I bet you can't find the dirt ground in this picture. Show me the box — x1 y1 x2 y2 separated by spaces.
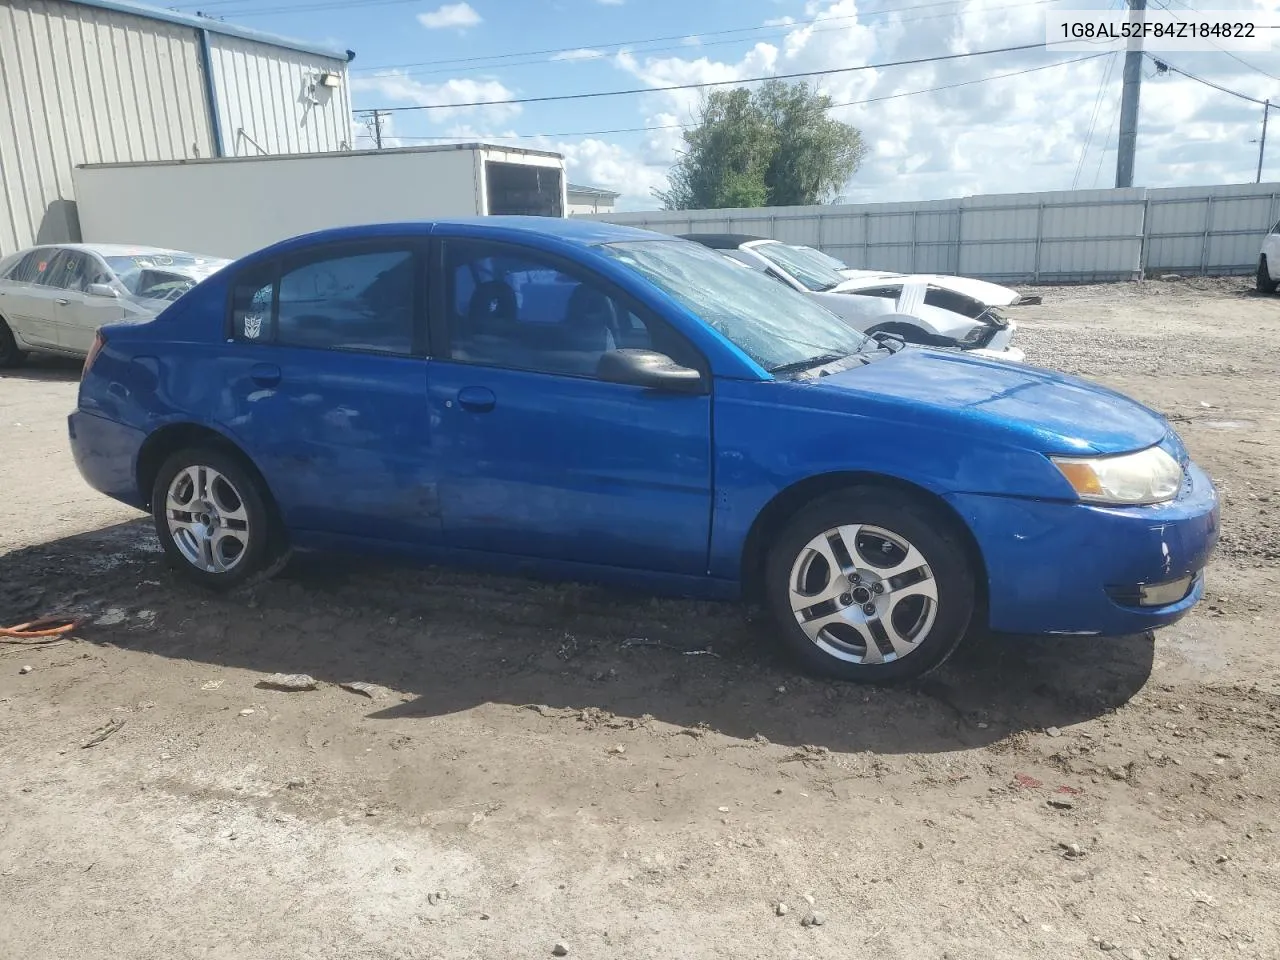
1 277 1277 960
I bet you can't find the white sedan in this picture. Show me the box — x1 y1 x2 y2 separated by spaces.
0 243 228 366
681 234 1024 362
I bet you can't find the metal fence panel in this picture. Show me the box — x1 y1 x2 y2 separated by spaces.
580 182 1280 283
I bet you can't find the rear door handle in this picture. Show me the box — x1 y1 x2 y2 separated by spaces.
54 298 70 305
250 362 281 387
457 385 496 413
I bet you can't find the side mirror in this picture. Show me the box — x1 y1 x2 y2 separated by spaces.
87 283 119 299
596 349 704 394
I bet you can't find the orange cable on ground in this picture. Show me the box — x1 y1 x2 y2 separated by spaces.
0 617 84 639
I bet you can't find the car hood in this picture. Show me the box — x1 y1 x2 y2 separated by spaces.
806 347 1168 455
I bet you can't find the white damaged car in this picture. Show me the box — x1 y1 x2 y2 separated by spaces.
681 234 1024 362
0 243 229 366
793 245 1042 308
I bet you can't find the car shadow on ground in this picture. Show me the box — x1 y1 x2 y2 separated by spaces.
0 355 82 382
0 520 1156 756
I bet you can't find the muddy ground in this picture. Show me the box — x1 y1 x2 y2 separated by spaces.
1 277 1277 960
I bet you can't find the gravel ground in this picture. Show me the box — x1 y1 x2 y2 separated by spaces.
1 277 1277 960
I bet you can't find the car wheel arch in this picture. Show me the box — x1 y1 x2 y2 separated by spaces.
136 422 281 520
739 471 990 621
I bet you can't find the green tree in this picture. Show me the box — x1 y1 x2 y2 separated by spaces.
656 80 867 210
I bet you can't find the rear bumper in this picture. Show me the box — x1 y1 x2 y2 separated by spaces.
947 460 1220 636
67 410 147 510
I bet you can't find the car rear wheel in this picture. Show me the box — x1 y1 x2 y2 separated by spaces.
0 318 28 368
1257 257 1277 294
151 447 286 590
764 488 976 682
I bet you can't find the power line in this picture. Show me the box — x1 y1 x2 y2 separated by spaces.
1149 54 1269 105
1154 0 1280 82
1093 73 1124 188
354 0 1053 80
1074 51 1119 189
354 53 1108 143
347 0 997 75
358 39 1085 115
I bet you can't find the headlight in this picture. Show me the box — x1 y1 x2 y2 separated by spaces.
1051 446 1183 505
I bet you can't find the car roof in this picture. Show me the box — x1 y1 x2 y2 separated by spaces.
678 233 770 249
15 242 227 260
232 216 675 266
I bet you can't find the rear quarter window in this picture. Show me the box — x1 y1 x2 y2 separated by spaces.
230 265 277 342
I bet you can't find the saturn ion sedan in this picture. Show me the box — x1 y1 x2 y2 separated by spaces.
67 218 1219 682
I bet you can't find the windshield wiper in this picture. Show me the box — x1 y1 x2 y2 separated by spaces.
767 352 849 375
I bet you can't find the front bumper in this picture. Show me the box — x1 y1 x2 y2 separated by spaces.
967 320 1023 362
946 459 1220 636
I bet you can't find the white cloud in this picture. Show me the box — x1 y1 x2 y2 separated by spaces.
550 48 604 62
417 2 482 30
412 0 1279 209
593 0 1280 207
351 72 521 124
597 0 625 5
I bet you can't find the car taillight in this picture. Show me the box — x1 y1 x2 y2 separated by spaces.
82 331 106 376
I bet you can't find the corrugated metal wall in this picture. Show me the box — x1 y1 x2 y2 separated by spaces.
583 183 1280 282
207 34 352 157
0 0 213 255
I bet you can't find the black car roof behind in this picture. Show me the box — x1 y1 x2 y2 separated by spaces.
678 233 769 249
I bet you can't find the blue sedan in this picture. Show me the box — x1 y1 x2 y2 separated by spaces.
67 218 1220 682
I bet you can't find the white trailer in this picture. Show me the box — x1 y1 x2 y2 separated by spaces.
72 143 568 260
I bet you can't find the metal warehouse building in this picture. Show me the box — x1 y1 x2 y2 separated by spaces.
0 0 355 256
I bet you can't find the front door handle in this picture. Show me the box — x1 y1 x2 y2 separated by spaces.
54 298 70 305
457 385 496 413
250 362 281 387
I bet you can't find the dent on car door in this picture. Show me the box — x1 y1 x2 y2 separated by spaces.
221 241 439 543
428 237 715 574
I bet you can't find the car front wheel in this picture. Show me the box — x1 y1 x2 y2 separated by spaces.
151 447 286 590
764 488 976 682
1257 256 1277 294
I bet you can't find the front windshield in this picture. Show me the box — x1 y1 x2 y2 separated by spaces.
602 239 869 372
751 242 849 292
105 254 224 298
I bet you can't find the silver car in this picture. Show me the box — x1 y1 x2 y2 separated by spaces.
0 243 229 366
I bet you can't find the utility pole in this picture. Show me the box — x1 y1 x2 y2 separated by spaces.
370 110 386 150
1257 100 1271 183
1115 0 1146 188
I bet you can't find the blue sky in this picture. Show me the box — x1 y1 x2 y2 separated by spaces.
178 0 1280 210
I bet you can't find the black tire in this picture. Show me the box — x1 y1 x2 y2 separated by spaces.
0 317 28 369
763 487 976 683
151 445 287 591
1257 257 1277 294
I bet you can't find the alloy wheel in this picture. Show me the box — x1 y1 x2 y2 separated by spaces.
787 523 938 665
165 465 251 574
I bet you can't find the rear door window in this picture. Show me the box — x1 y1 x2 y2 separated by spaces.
230 243 421 356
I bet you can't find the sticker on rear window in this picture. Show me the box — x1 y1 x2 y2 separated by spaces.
243 314 263 339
